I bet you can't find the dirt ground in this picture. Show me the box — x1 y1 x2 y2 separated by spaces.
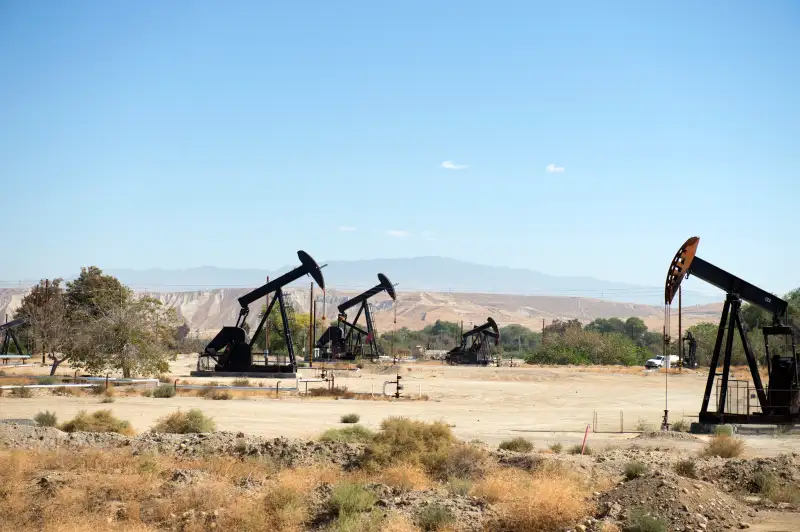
1 355 797 456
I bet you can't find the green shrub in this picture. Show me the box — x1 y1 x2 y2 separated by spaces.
714 424 734 437
670 419 689 432
568 443 592 455
320 425 376 443
365 417 454 469
60 410 134 436
498 437 534 453
447 477 472 496
329 482 377 517
624 508 667 532
10 386 33 398
674 459 697 478
703 435 745 458
549 442 563 454
152 384 176 398
232 378 251 387
34 410 58 427
624 461 648 480
152 409 216 434
37 376 59 385
341 413 360 424
417 503 454 531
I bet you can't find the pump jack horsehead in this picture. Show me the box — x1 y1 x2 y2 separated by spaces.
666 237 799 425
316 273 397 361
197 250 326 375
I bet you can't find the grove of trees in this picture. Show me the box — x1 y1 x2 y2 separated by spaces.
14 267 181 376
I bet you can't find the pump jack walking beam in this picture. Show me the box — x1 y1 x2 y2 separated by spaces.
331 273 397 360
666 237 799 424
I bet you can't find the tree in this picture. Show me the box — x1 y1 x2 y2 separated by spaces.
66 266 131 317
251 304 312 355
14 279 73 375
543 319 582 336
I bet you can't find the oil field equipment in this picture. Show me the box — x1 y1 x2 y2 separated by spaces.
316 273 396 361
1 317 27 358
197 250 325 376
445 317 500 366
665 237 799 425
682 331 698 369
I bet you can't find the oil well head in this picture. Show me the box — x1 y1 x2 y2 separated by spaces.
378 273 397 301
665 236 699 305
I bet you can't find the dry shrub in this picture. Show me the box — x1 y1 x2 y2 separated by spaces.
10 386 33 398
59 410 135 436
425 443 487 482
152 384 176 398
703 435 745 458
478 468 590 532
320 425 376 443
53 386 81 397
380 464 430 492
624 461 648 480
152 409 216 434
365 417 454 469
674 459 697 478
447 477 472 496
329 482 377 517
341 413 361 423
624 508 667 532
34 410 58 427
499 437 534 453
308 386 355 399
417 503 454 531
382 513 422 532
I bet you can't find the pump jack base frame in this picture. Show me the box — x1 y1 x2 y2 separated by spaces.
190 370 297 379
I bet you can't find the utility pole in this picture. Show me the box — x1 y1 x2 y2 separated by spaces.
264 276 270 355
309 282 314 367
42 279 48 364
678 285 683 370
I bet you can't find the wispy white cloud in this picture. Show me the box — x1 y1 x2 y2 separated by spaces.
386 230 409 238
338 226 356 232
546 163 565 173
441 160 468 170
421 230 437 242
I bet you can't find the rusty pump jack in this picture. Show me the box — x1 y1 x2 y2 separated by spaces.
316 273 397 361
445 317 500 366
198 250 325 375
666 237 799 425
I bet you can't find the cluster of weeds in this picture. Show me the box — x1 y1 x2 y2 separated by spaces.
623 508 667 532
152 384 176 398
152 409 216 434
319 425 375 443
674 458 697 478
232 378 251 387
703 434 745 458
670 418 689 432
417 503 454 531
624 461 648 480
549 442 563 454
308 386 355 399
9 386 33 398
341 413 360 424
198 387 232 400
34 410 58 427
568 443 592 455
498 437 534 453
59 409 134 436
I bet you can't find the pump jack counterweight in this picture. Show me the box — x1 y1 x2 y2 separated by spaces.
194 251 325 377
666 237 799 425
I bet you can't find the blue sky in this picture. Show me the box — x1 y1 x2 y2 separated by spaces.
1 1 798 301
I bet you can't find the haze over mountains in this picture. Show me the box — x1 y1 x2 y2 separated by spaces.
102 256 720 306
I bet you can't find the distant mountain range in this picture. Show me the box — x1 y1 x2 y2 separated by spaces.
103 256 720 306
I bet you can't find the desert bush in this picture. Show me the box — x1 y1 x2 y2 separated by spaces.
365 417 454 469
703 435 745 458
341 413 360 424
232 378 251 387
320 425 376 443
480 468 590 532
674 459 697 478
447 477 472 496
34 410 58 427
37 376 59 385
549 442 563 454
152 409 216 434
636 419 653 432
499 437 534 453
152 384 176 398
329 482 377 518
10 386 33 398
568 443 592 455
670 419 689 432
769 485 800 504
60 409 134 436
624 461 648 480
381 465 430 492
774 424 793 437
207 389 233 400
308 386 355 399
425 443 487 481
751 471 776 494
101 396 115 403
417 503 454 531
623 508 667 532
713 424 734 437
53 386 80 396
141 388 154 397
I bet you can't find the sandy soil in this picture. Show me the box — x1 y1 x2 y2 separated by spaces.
1 356 797 456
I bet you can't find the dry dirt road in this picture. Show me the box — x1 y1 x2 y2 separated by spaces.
1 356 797 455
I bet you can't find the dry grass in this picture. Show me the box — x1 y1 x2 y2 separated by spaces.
382 513 422 532
151 409 216 434
380 464 431 492
59 410 135 436
477 468 591 532
703 435 745 458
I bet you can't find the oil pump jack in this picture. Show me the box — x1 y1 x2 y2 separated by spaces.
1 317 27 357
316 273 396 361
666 237 799 425
445 317 500 366
196 250 325 376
